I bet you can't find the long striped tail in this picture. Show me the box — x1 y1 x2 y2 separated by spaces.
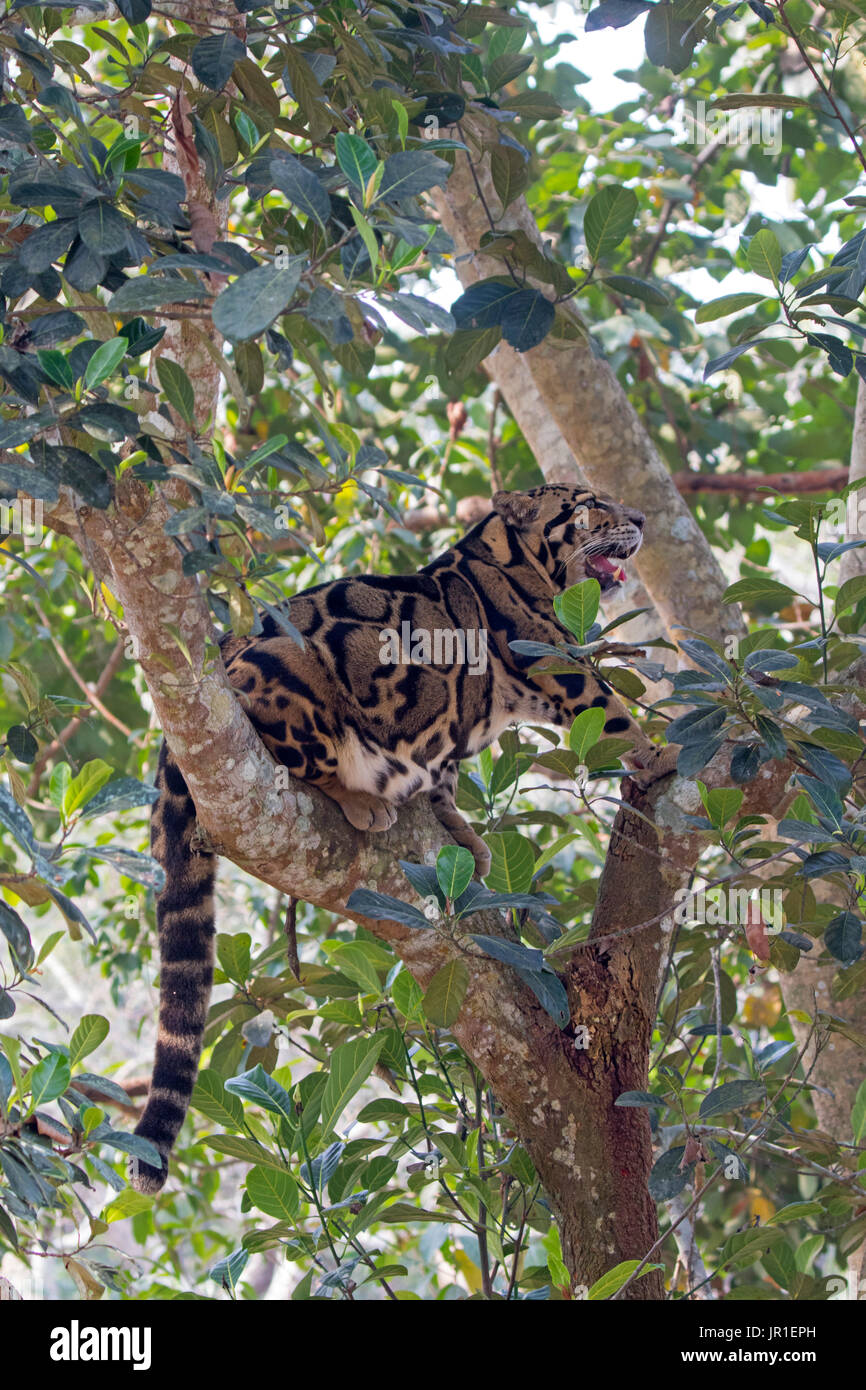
130 742 216 1194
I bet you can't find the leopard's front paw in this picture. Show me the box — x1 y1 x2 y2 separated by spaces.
628 744 679 790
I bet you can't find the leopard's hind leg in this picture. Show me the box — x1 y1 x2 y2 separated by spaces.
429 761 491 878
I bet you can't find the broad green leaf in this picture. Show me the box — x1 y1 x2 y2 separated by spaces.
217 932 251 984
156 356 195 424
63 759 114 819
319 1036 386 1137
270 154 331 228
697 783 744 828
554 579 601 640
83 336 127 389
699 1080 766 1118
644 3 698 73
209 1248 248 1293
588 1259 663 1299
191 32 245 91
246 1165 300 1220
27 1052 71 1109
224 1064 294 1121
584 185 638 261
484 832 535 894
436 845 475 901
69 1015 109 1068
423 959 469 1028
722 577 798 607
748 228 782 282
192 1069 245 1130
328 942 384 996
335 132 377 191
568 706 605 760
101 1190 153 1224
376 150 450 202
695 293 767 323
212 258 305 342
835 574 866 616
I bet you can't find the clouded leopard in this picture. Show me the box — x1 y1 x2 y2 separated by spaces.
132 485 663 1191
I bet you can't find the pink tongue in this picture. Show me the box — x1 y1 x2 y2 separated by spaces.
593 556 625 579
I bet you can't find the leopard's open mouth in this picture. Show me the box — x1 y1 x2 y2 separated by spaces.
584 554 628 593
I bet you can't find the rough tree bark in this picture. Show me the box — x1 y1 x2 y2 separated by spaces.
432 122 744 652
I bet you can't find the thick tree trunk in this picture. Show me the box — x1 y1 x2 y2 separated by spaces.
433 125 744 651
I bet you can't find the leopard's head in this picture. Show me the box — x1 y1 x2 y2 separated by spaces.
492 485 644 593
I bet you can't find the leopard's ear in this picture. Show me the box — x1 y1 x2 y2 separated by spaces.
492 490 540 529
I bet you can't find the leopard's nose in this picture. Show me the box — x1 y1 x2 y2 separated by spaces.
627 507 645 529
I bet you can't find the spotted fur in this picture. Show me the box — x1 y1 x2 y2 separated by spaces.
132 486 649 1190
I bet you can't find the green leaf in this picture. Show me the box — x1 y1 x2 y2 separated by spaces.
423 959 469 1028
346 889 431 929
825 912 862 965
101 1189 153 1224
204 1136 291 1171
500 289 555 352
699 1080 766 1119
851 1078 866 1144
0 902 32 973
69 1015 109 1068
722 577 798 607
835 574 866 616
584 184 638 261
335 133 377 192
109 278 210 313
247 1165 299 1220
319 1036 386 1137
216 932 251 984
83 336 128 389
28 1052 71 1108
588 1258 663 1300
78 201 129 256
6 725 37 765
603 274 669 305
210 1248 248 1293
270 154 331 228
391 969 423 1020
192 1069 246 1130
568 706 605 760
155 357 195 424
224 1064 294 1121
36 348 75 391
695 293 768 323
62 759 114 819
78 777 159 820
484 831 535 894
445 326 502 377
343 203 376 273
697 783 744 829
328 942 384 996
748 228 782 283
376 150 451 202
490 144 529 212
554 578 601 640
436 845 475 902
644 3 699 73
191 32 245 91
212 258 305 341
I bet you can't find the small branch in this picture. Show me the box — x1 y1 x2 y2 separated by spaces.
26 637 128 794
35 605 133 738
284 896 300 980
673 466 849 496
776 0 866 175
